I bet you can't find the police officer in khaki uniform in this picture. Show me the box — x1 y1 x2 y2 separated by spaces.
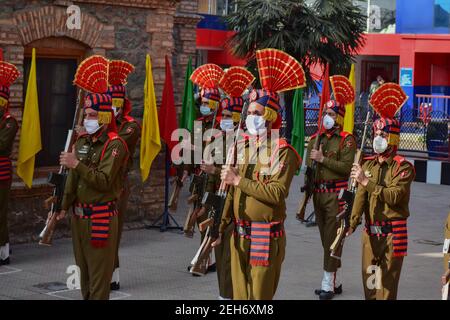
183 64 224 274
215 49 304 300
200 103 234 297
306 94 356 300
0 61 19 265
57 56 128 300
348 83 414 300
107 60 140 290
203 66 253 299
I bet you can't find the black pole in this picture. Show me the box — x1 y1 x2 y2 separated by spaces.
147 144 183 232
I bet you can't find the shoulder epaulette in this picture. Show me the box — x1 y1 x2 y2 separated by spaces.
101 131 129 161
393 154 415 176
271 138 302 168
339 131 355 149
340 131 352 138
123 115 136 123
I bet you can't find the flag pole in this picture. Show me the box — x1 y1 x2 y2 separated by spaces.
147 144 182 232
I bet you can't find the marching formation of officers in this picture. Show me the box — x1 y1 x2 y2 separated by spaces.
0 48 449 300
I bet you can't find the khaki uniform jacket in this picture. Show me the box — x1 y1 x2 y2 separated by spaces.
219 137 300 233
306 128 356 182
349 154 415 230
117 118 141 171
61 129 128 210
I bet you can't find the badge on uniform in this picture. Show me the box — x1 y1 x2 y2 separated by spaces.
364 170 372 178
112 148 120 158
6 123 11 128
346 139 354 148
279 161 287 173
78 145 90 155
400 170 410 179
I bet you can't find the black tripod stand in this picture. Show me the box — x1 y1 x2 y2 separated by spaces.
147 151 183 232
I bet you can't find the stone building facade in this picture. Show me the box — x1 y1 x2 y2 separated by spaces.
0 0 200 243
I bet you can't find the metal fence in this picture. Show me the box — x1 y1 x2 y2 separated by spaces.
302 95 450 160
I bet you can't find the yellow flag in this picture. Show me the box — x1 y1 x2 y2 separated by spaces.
343 64 356 134
140 54 161 182
17 48 42 188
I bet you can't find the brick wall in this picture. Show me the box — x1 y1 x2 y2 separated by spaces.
0 0 198 244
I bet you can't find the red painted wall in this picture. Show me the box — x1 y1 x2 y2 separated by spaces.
415 53 450 86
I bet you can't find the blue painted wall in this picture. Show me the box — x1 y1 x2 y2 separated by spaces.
197 14 228 30
397 0 450 34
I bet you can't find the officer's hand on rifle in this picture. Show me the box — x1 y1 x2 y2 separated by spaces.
181 170 189 183
75 124 87 136
211 233 223 247
46 209 66 222
351 163 368 187
200 161 216 175
56 210 66 221
346 227 354 237
60 146 79 169
221 165 241 186
310 144 324 163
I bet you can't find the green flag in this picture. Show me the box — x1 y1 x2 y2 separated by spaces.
180 56 196 132
291 88 305 175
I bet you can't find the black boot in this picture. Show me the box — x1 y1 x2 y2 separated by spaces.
110 282 120 291
315 284 343 296
0 257 10 266
207 262 216 273
319 290 335 300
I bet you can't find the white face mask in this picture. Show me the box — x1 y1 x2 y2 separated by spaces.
373 135 388 154
220 119 234 131
83 119 101 135
323 114 335 130
245 115 266 135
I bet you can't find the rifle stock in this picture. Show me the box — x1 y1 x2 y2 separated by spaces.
189 101 249 274
296 114 324 223
190 233 213 276
330 111 371 259
39 89 84 246
168 176 183 211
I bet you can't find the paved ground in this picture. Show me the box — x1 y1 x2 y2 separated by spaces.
0 174 449 300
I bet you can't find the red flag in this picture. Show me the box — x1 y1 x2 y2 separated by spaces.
158 55 178 153
318 63 330 125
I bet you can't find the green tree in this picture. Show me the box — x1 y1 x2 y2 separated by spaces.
226 0 366 92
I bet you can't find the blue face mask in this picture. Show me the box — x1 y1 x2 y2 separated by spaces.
200 105 212 116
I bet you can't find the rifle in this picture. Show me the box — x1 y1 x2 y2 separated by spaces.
39 89 84 246
183 105 220 238
168 166 184 211
183 173 208 237
189 102 248 276
330 111 371 259
442 260 450 300
296 112 324 222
